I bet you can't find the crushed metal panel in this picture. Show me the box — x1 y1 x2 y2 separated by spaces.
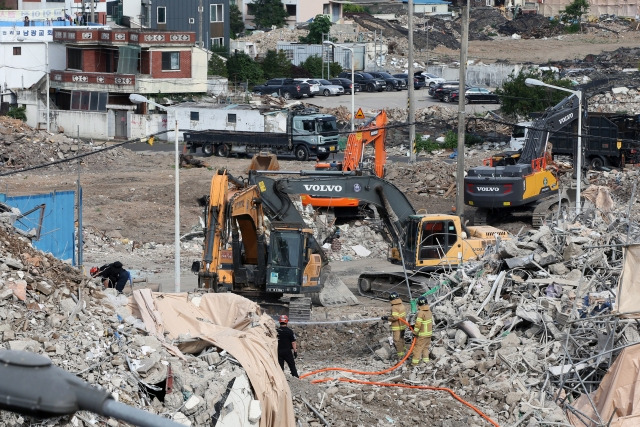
616 244 640 317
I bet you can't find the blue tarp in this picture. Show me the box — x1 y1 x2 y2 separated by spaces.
1 191 76 265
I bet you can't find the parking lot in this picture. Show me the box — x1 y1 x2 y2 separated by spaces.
300 87 501 114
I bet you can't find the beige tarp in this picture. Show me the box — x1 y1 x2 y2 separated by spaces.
616 244 640 317
568 344 640 426
129 290 295 427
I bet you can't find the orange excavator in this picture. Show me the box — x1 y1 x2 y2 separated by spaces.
301 110 388 213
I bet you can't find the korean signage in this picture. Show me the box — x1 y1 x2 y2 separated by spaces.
0 8 66 21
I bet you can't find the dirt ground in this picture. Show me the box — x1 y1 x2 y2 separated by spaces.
3 28 639 425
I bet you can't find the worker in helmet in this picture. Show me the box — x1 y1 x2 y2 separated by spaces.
276 314 299 378
381 292 407 358
412 296 433 367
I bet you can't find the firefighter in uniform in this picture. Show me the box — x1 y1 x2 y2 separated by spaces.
412 296 433 366
381 292 407 358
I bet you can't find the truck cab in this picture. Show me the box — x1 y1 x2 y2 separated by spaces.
290 113 339 161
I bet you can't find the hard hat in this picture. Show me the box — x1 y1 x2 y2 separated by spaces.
389 292 399 301
90 267 98 276
417 296 428 306
279 315 289 324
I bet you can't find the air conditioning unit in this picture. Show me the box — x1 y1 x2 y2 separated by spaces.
189 18 195 24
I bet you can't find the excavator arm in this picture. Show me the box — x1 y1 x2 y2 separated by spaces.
341 110 388 178
250 172 416 249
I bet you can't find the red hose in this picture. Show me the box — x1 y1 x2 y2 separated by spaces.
300 318 500 427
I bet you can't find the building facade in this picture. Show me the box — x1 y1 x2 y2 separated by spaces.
241 0 342 29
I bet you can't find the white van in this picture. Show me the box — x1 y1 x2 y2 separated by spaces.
509 121 532 151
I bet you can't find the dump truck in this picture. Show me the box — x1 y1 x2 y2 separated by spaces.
184 105 339 161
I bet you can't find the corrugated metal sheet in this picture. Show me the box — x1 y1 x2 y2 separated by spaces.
1 191 76 264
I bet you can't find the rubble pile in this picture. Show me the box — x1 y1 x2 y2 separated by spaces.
589 87 640 114
287 182 640 425
0 224 259 426
0 117 133 172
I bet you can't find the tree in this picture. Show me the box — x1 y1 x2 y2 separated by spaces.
208 53 228 77
226 51 264 86
261 49 292 79
7 106 26 121
494 68 574 117
299 15 332 44
252 0 287 29
229 4 244 39
300 55 323 77
560 0 589 22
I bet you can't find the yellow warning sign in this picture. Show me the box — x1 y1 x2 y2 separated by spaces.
354 108 365 119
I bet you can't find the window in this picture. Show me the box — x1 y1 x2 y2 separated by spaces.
161 52 180 70
211 37 224 48
70 91 107 112
286 5 296 16
67 48 82 70
210 4 223 22
157 7 166 24
246 4 255 15
227 113 236 123
190 111 199 121
432 6 437 12
13 47 21 55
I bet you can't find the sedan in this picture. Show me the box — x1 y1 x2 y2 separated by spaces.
293 78 320 97
450 87 501 104
329 77 361 94
317 79 345 96
420 72 446 88
393 73 426 90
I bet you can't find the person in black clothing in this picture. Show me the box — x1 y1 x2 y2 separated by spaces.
90 261 130 293
276 314 299 378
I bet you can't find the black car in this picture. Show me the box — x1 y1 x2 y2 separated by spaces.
329 77 361 94
338 71 386 92
450 87 501 104
431 81 470 102
393 73 426 90
367 71 407 91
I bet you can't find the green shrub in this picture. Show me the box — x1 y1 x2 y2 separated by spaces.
415 137 440 153
7 106 26 121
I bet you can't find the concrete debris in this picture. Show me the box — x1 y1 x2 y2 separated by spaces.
0 222 260 426
0 117 134 172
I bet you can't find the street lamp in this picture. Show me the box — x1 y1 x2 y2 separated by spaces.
323 41 355 131
524 78 583 215
129 94 181 293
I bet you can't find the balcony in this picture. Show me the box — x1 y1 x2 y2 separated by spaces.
50 70 207 94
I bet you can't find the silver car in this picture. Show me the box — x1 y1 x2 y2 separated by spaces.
317 79 345 96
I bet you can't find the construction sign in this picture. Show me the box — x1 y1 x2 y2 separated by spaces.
355 108 365 119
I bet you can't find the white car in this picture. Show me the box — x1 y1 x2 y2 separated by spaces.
317 79 345 96
420 72 446 88
293 78 320 97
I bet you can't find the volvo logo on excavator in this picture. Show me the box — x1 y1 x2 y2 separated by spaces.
558 112 574 125
303 184 343 192
477 186 500 192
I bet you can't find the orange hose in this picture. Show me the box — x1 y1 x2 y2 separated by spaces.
300 318 501 427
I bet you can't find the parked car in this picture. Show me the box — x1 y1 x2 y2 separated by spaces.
338 71 386 92
293 78 320 97
367 71 407 91
421 72 446 88
393 73 426 90
431 81 469 101
253 78 311 99
449 87 501 104
329 77 361 94
316 79 345 96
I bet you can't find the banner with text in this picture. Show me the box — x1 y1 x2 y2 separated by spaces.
0 8 66 21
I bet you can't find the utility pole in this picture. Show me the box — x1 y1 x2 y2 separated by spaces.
408 0 416 163
90 0 95 24
198 0 204 48
456 2 469 220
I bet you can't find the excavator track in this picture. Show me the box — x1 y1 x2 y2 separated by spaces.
357 271 443 303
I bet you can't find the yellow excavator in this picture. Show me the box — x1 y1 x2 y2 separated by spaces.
192 170 356 318
248 171 510 301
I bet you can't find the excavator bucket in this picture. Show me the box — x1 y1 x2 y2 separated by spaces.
315 269 359 307
247 152 280 172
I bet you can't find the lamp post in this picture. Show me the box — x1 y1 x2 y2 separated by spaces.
323 41 355 131
525 78 583 215
129 94 181 292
